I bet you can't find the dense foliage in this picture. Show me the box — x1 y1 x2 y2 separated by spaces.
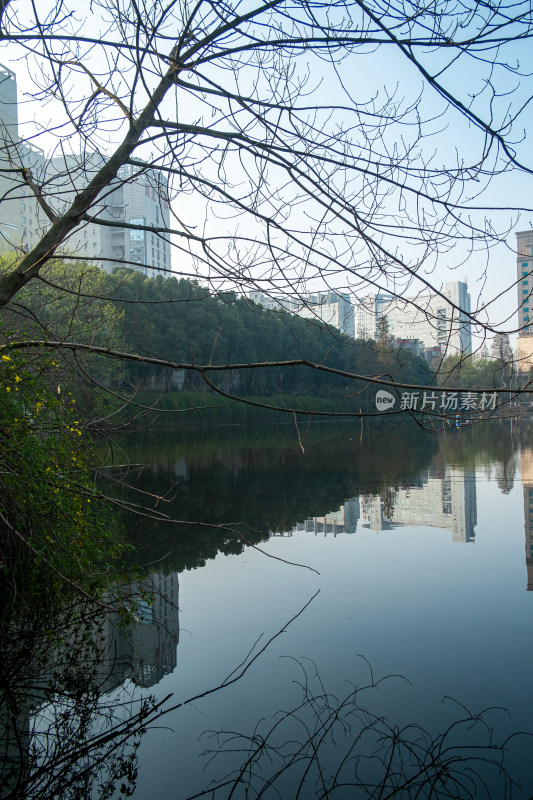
0 345 122 621
2 261 432 421
436 353 514 390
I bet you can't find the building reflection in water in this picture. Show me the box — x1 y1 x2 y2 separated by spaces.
361 466 477 543
520 448 533 591
292 466 477 543
0 571 180 797
98 570 180 691
291 498 360 536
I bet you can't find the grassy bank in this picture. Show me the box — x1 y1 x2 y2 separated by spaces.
91 390 373 430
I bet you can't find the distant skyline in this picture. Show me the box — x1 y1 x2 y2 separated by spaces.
3 2 533 346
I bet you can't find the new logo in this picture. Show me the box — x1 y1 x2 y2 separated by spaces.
375 390 396 410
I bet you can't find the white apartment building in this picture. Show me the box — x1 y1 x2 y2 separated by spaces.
517 230 533 334
45 155 171 276
354 292 395 339
516 230 533 371
0 63 171 277
0 63 46 253
296 291 355 338
248 291 298 312
120 163 171 275
354 281 472 356
248 290 355 337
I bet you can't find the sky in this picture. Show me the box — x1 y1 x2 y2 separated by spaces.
3 0 533 350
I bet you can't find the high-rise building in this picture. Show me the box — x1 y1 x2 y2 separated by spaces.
248 289 355 337
248 290 298 313
119 163 171 275
516 231 533 371
45 155 171 276
0 63 20 244
354 292 395 339
0 63 171 277
354 281 472 356
0 63 46 253
295 291 355 337
516 230 533 333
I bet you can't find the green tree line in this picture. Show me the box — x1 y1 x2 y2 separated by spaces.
2 261 432 419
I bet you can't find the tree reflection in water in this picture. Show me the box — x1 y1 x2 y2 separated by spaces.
2 421 532 799
199 658 527 800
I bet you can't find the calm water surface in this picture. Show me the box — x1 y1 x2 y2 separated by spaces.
5 419 533 799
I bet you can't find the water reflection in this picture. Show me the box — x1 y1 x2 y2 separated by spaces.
107 420 529 574
520 447 533 591
3 419 532 799
360 466 477 542
98 571 180 691
290 466 477 542
292 497 360 535
0 570 180 800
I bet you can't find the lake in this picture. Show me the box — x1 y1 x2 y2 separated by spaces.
3 418 533 799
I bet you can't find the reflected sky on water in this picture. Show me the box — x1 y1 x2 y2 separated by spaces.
4 419 533 799
102 420 533 799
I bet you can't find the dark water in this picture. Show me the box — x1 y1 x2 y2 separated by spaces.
3 419 533 798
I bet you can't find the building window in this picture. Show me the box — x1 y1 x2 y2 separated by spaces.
524 262 529 267
129 218 145 240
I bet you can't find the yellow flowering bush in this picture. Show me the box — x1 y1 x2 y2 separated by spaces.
0 346 124 614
